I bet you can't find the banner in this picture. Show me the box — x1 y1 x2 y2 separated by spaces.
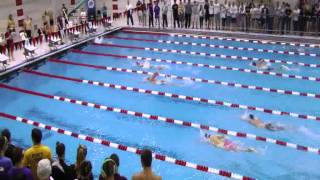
87 0 96 21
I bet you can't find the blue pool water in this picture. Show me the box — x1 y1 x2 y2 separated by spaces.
1 30 320 180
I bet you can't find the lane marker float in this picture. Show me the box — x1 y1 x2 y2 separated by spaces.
50 57 320 100
93 42 320 69
108 35 320 57
0 112 255 180
1 82 319 155
72 49 320 83
121 29 320 49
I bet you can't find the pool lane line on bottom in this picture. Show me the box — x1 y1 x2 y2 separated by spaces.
22 69 320 155
48 58 320 122
0 112 255 180
50 57 320 100
121 29 320 49
72 49 320 83
93 42 320 69
107 35 320 57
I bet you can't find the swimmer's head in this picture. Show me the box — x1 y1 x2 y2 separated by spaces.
252 62 257 66
204 133 209 138
249 114 254 120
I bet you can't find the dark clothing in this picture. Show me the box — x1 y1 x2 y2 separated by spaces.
172 3 179 28
162 14 168 27
185 14 191 28
8 167 33 180
148 3 154 27
99 173 127 180
5 143 15 161
52 159 73 180
204 3 210 22
0 156 13 180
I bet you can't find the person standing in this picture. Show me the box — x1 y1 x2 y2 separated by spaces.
126 0 134 26
192 1 199 29
244 2 251 32
229 1 238 31
209 0 214 29
142 0 147 26
213 0 221 30
184 0 192 28
154 1 160 28
283 3 292 34
292 5 300 34
199 4 204 29
148 0 154 27
24 16 33 39
172 0 180 28
178 0 185 28
162 1 169 28
220 1 227 30
136 0 143 25
132 149 161 180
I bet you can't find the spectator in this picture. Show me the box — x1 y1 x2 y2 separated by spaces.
154 1 160 28
226 1 232 30
192 1 199 29
142 0 147 26
79 161 93 180
148 0 154 27
136 0 143 25
1 129 15 161
132 149 161 180
261 3 269 31
24 16 33 39
99 154 127 180
229 1 238 31
267 0 275 34
47 10 54 32
184 0 192 29
0 136 13 180
199 4 205 29
36 159 52 180
110 153 126 180
204 0 210 29
282 3 292 34
178 0 185 28
161 0 169 28
70 144 87 179
251 4 260 32
7 14 16 33
61 4 68 16
102 4 108 19
80 8 87 24
213 0 221 30
244 2 251 32
208 0 214 29
23 128 52 180
221 1 227 30
172 0 180 28
52 142 72 180
292 4 301 34
126 0 134 26
8 147 33 180
5 28 15 61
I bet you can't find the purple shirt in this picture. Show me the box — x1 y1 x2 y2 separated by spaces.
0 156 13 179
154 5 160 18
148 3 154 15
8 167 33 180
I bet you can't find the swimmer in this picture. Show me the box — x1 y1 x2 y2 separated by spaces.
146 72 166 85
136 61 167 70
251 59 272 71
242 114 285 131
204 133 256 152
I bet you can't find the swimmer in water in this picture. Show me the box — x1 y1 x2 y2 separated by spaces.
136 61 166 70
251 59 272 71
146 72 166 85
242 114 285 131
204 133 256 152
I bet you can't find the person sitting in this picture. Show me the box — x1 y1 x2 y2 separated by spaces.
0 136 13 179
204 133 256 152
132 149 161 180
52 142 72 180
241 114 285 131
23 128 52 179
100 153 127 180
37 159 52 180
78 160 93 180
1 129 15 161
8 147 33 180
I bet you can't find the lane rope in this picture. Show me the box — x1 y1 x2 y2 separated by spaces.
0 112 255 180
1 81 319 155
72 49 320 84
29 60 320 122
121 29 320 49
51 55 320 101
93 42 320 69
108 35 320 57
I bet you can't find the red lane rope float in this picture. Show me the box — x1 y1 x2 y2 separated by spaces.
32 59 320 121
72 49 320 83
93 42 320 69
1 81 319 155
107 35 320 57
0 112 255 180
51 54 320 101
121 29 320 49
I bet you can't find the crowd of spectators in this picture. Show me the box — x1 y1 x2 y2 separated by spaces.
0 128 162 180
127 0 320 35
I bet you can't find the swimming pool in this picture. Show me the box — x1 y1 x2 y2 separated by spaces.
1 28 320 179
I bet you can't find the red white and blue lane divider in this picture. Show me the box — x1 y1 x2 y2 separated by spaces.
33 60 320 122
72 49 320 83
121 29 320 49
92 43 320 69
107 35 320 57
49 57 320 100
1 82 319 156
0 112 255 180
